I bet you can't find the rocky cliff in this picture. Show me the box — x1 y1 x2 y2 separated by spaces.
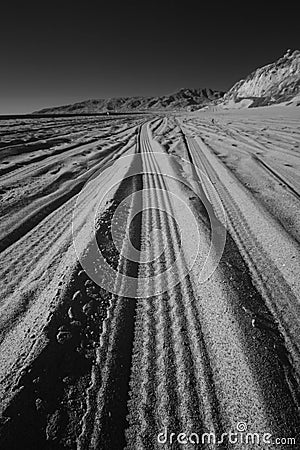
221 49 300 107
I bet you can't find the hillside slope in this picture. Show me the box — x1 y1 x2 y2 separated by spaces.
220 49 300 108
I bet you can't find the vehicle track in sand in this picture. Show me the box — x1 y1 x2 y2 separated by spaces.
0 124 141 253
125 124 300 449
0 120 146 449
79 122 300 449
180 123 300 381
0 114 300 449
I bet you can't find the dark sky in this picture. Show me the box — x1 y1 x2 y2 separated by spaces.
1 1 300 114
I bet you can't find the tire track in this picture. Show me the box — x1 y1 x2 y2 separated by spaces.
126 125 223 449
0 135 137 253
180 125 300 392
0 124 145 449
1 115 300 449
252 154 300 200
78 124 146 449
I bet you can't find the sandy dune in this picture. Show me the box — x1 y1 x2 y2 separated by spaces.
0 108 299 448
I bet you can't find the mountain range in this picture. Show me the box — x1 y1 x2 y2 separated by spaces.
35 50 300 113
34 88 224 114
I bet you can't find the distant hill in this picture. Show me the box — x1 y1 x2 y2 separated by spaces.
219 49 300 108
33 88 225 114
